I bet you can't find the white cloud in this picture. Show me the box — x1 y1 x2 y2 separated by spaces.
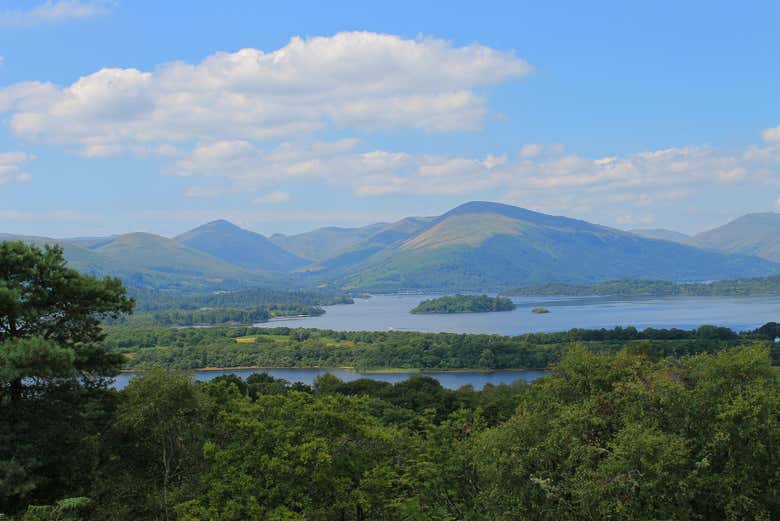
763 125 780 143
165 129 780 230
253 190 291 205
775 197 780 209
0 152 34 185
0 32 530 156
0 1 111 26
519 143 564 158
170 138 508 197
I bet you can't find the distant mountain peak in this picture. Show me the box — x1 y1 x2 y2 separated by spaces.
441 200 598 231
446 201 526 216
198 219 242 230
694 212 780 262
175 219 309 272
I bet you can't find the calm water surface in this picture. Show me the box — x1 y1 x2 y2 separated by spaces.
255 294 780 335
115 293 780 391
112 368 547 391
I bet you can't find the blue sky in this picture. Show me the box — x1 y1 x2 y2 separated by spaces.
1 0 779 237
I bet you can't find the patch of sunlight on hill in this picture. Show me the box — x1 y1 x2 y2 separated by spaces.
401 214 529 251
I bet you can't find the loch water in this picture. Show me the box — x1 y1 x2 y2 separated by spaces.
253 293 780 335
115 293 780 391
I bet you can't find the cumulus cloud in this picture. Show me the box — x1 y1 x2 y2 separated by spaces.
0 1 112 26
0 152 34 185
763 125 780 143
165 129 780 229
169 137 510 197
0 32 530 155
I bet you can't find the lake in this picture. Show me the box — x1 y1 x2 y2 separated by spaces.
112 368 548 391
115 293 779 391
254 293 780 335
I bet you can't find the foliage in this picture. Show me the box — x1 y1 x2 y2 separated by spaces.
19 497 92 521
107 323 771 372
472 345 780 520
503 276 780 297
3 345 779 519
0 241 133 400
411 294 516 314
130 287 353 312
106 305 324 327
2 244 779 519
90 370 212 520
0 241 133 515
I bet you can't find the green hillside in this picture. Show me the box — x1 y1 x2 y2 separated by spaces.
270 223 387 261
0 232 274 292
503 276 780 297
323 202 780 291
0 233 113 274
176 219 309 271
694 212 780 262
4 203 780 293
629 228 695 244
304 216 436 273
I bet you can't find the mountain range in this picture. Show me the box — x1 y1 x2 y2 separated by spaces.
3 202 780 292
631 212 780 263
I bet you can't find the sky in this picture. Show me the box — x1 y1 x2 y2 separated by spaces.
0 0 779 238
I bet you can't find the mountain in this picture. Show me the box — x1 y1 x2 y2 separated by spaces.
0 233 113 274
0 231 270 291
629 228 694 245
93 232 251 276
305 217 436 273
270 223 388 262
176 220 309 272
310 202 780 291
694 213 780 262
4 203 780 293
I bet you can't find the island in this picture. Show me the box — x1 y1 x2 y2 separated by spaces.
531 307 550 314
410 294 516 314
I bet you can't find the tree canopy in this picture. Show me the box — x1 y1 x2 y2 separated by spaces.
0 240 133 396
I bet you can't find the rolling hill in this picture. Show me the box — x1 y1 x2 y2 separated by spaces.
176 220 309 271
629 228 695 245
270 222 388 262
304 216 436 273
0 233 113 275
693 213 780 263
310 202 780 291
4 203 780 293
0 231 272 291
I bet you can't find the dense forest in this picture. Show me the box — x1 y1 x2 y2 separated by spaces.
106 323 780 371
130 286 354 312
2 242 780 520
106 304 325 327
410 294 516 314
4 347 779 519
503 276 780 296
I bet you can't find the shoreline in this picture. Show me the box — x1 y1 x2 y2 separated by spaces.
120 365 549 375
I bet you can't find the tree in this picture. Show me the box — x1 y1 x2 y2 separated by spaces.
0 241 133 514
92 370 211 521
0 241 134 401
471 346 780 520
